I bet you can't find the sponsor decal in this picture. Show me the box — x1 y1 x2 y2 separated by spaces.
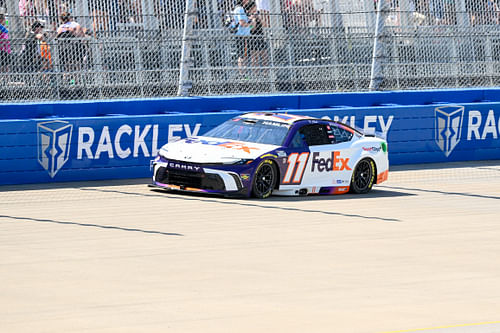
37 120 73 178
434 106 500 157
260 153 278 159
467 109 500 141
78 123 201 160
36 121 201 177
311 152 351 172
318 186 350 195
362 146 382 153
241 174 250 180
435 105 464 157
261 121 290 128
335 179 349 184
276 150 287 158
184 138 258 154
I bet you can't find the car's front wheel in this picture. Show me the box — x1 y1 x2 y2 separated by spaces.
350 158 376 194
252 160 277 199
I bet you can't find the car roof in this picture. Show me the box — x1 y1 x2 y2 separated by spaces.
240 112 314 124
241 112 362 135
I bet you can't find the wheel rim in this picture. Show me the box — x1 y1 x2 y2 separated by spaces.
255 164 274 195
354 160 372 190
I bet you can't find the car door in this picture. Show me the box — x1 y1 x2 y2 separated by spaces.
280 123 333 187
300 123 355 188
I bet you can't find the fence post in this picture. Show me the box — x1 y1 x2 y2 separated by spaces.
177 0 197 97
369 0 390 91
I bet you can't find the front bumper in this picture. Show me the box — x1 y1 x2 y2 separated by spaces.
152 159 249 196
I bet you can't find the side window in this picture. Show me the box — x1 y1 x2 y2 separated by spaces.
299 124 332 146
330 124 353 143
289 131 306 148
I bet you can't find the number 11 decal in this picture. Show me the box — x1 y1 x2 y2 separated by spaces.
283 152 310 184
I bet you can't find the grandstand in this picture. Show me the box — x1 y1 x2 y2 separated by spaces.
0 0 499 101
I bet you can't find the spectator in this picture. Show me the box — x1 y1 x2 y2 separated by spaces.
56 12 85 76
232 0 251 75
57 11 84 37
0 13 11 72
22 20 45 72
248 2 268 74
39 33 52 71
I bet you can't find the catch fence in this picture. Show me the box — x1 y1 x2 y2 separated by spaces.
1 0 500 102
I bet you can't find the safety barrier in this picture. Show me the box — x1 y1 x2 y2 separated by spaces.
1 88 500 185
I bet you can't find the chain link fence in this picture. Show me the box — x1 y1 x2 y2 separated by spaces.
1 0 500 102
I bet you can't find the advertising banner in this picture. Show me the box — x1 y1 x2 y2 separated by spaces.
1 99 500 185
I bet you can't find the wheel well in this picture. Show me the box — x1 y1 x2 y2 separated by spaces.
359 157 378 184
353 157 378 178
272 159 280 190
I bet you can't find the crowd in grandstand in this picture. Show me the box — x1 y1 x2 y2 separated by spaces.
1 0 500 75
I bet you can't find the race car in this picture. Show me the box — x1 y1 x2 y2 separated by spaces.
151 112 389 198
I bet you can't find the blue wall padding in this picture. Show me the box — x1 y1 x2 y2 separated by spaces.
1 88 500 185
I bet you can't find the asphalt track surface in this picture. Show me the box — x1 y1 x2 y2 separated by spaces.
1 161 500 333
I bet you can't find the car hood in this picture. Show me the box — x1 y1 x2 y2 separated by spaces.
159 136 280 164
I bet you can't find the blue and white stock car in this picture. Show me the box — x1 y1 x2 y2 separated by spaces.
151 113 389 198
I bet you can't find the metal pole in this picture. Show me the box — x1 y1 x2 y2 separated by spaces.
177 0 197 97
369 0 390 91
328 0 343 90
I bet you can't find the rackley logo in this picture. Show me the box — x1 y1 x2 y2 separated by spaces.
36 121 202 178
37 120 73 178
435 105 464 157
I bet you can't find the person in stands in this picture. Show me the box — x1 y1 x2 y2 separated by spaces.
248 2 269 74
22 20 45 72
0 13 12 72
56 12 85 75
232 0 251 75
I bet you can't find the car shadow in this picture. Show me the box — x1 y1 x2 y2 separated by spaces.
266 189 416 202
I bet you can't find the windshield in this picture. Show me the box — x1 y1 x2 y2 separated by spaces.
203 118 291 146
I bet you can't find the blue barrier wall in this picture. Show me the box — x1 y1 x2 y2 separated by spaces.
2 88 500 185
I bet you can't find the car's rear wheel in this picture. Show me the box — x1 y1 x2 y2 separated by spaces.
350 158 375 194
252 160 277 199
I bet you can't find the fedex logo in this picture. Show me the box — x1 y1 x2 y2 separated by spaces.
311 152 351 172
184 138 258 154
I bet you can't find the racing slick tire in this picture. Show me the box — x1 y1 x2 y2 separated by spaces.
350 158 376 194
251 160 277 199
